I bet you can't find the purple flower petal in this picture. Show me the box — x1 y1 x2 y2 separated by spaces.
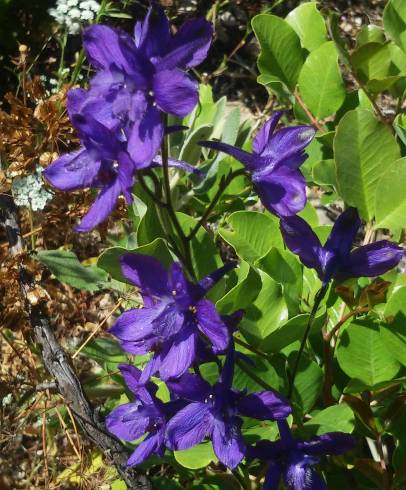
74 177 121 232
166 402 213 450
83 25 142 75
198 262 236 294
263 125 316 162
324 207 361 257
67 88 88 120
119 253 169 297
254 167 306 217
134 4 171 59
199 140 260 171
139 354 163 385
344 241 403 278
162 17 213 69
263 462 282 490
71 114 120 160
280 216 323 274
168 262 201 308
153 69 198 118
109 308 160 354
105 402 149 442
237 391 292 421
298 432 355 456
117 151 136 203
118 363 142 391
152 155 203 176
284 463 327 490
127 432 162 467
196 299 230 353
252 112 283 155
166 373 211 402
158 326 198 380
128 104 163 167
212 417 245 469
44 149 101 191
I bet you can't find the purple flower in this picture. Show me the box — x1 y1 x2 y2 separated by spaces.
110 254 234 382
199 112 315 217
249 420 354 490
82 2 212 165
106 364 168 466
44 90 201 232
280 207 403 285
165 347 292 469
44 107 136 232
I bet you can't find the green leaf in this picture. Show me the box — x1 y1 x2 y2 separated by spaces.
385 285 406 318
261 311 325 353
336 320 400 388
380 322 406 367
258 247 303 316
289 354 323 415
383 0 406 53
312 159 337 188
394 113 406 145
239 271 287 345
252 14 304 90
179 124 213 166
304 404 355 435
298 41 346 119
218 211 282 264
176 213 222 280
174 442 217 469
81 337 126 363
36 250 108 292
285 2 327 52
351 42 392 84
216 261 262 314
334 109 400 220
375 158 406 230
356 25 386 46
97 238 173 283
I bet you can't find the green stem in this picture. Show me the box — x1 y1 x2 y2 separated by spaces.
288 285 327 399
57 30 68 90
28 202 35 250
234 337 270 361
236 358 279 394
186 168 246 242
160 117 195 279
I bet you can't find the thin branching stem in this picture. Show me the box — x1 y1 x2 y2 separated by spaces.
186 168 246 241
288 285 328 399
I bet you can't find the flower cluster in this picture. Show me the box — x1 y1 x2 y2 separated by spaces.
49 0 100 35
44 1 212 231
43 3 405 489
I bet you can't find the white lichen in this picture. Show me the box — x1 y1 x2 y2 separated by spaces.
49 0 100 34
12 167 52 211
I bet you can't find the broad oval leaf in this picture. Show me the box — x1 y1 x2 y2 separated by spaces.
304 404 355 435
336 320 400 388
356 25 386 46
334 109 400 220
383 0 406 54
375 158 406 230
218 211 282 264
285 2 327 52
252 14 304 90
36 249 109 292
298 41 346 119
174 442 217 470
